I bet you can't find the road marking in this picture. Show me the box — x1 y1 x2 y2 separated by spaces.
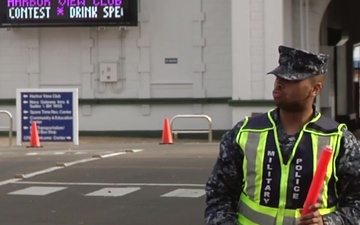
61 158 98 167
85 187 141 197
5 186 206 198
8 186 67 196
100 152 127 158
74 152 87 155
54 152 66 155
0 150 142 187
22 166 64 179
0 178 21 186
24 150 139 156
161 189 205 198
26 152 38 155
13 181 205 187
131 149 144 153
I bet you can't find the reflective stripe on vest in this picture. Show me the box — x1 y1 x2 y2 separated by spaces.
237 193 336 225
236 111 343 225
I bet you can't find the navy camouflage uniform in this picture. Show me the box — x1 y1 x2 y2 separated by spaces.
204 46 360 225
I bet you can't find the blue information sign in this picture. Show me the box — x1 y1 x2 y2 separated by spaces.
16 89 79 145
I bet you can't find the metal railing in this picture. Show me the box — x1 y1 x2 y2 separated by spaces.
0 110 13 146
170 114 213 142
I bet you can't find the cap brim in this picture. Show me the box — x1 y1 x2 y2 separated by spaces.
267 65 311 81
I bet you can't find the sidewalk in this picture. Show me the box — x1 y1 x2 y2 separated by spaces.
3 129 359 148
0 136 213 147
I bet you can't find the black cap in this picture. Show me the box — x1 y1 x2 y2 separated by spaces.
267 46 329 81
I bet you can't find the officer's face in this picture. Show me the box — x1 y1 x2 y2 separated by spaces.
273 77 314 112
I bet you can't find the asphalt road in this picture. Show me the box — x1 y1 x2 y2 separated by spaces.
0 140 219 225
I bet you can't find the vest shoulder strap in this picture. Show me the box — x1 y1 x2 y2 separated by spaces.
307 115 341 133
242 112 273 130
242 111 343 133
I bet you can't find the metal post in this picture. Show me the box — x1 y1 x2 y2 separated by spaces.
170 114 213 142
0 110 13 146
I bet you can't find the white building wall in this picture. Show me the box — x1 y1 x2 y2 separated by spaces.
231 0 333 125
0 0 234 132
291 0 330 51
0 30 30 96
231 0 285 125
0 0 335 133
291 0 334 116
203 1 232 97
231 0 251 101
79 104 231 131
232 0 284 101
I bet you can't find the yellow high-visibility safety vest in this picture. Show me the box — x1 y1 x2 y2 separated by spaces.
235 110 346 225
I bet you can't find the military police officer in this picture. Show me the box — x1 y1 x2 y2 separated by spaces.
205 46 360 225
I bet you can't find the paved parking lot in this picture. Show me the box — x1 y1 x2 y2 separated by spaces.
0 136 219 225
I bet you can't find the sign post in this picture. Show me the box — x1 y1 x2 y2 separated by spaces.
16 89 79 146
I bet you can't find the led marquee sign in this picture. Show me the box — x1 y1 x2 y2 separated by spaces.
0 0 138 27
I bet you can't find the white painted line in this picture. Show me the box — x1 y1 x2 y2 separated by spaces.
0 149 143 187
62 158 98 167
8 186 67 196
125 149 144 153
26 153 38 155
85 187 141 197
74 152 87 155
23 167 64 179
101 152 126 158
161 189 206 198
19 158 100 179
13 181 205 187
0 178 21 186
132 149 144 153
54 152 66 155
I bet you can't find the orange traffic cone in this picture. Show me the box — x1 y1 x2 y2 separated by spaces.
160 118 174 144
27 121 42 148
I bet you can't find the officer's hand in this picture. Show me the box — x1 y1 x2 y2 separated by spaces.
298 203 324 225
